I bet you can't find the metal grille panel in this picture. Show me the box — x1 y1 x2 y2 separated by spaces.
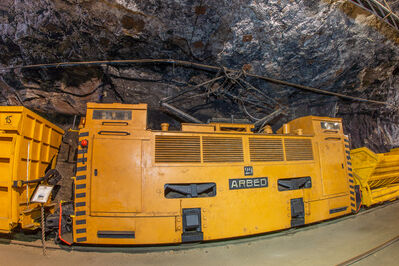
203 137 244 163
155 136 201 163
249 138 284 162
369 160 399 188
285 139 314 161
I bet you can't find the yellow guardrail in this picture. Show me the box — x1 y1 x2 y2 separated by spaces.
0 106 64 233
351 147 399 207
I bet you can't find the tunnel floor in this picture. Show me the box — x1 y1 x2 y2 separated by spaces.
1 201 399 266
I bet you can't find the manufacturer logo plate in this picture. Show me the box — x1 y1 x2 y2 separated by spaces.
244 166 253 176
229 177 268 190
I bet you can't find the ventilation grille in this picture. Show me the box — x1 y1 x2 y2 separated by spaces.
155 136 201 163
249 138 284 162
203 137 244 163
285 139 313 161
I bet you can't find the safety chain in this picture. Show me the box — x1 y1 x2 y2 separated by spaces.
41 204 46 256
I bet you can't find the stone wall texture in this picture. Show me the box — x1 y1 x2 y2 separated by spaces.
1 0 399 151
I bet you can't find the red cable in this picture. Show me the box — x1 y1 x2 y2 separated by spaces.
58 202 72 246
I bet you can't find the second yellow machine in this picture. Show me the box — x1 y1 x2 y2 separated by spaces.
69 102 355 245
0 106 64 233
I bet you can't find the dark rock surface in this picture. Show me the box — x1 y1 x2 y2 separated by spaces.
1 0 399 152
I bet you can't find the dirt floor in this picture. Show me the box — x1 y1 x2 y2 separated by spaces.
1 201 399 266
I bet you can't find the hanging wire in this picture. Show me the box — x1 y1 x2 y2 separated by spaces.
0 58 391 107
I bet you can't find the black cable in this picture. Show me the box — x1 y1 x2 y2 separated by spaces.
0 58 391 107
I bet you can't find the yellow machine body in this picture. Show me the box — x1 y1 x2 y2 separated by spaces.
73 103 354 245
351 147 399 207
0 106 64 233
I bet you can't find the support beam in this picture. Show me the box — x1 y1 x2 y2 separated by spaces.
161 102 203 124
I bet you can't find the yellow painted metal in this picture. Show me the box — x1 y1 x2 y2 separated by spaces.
0 106 64 233
351 147 399 207
73 102 352 245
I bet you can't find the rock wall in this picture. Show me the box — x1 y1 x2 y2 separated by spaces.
1 0 399 151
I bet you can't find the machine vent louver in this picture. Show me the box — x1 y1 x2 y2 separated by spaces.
155 136 201 163
203 137 244 163
285 139 314 161
249 138 284 162
164 183 216 198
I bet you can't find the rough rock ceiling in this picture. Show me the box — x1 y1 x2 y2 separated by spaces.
1 0 399 151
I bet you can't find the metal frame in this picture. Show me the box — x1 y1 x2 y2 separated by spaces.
349 0 399 32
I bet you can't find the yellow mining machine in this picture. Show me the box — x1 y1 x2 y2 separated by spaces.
351 147 399 207
0 106 64 233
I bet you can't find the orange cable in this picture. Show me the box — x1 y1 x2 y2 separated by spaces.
58 202 72 246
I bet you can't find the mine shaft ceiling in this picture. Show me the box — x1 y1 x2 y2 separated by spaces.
1 0 399 152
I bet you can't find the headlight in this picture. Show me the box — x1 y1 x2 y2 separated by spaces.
92 110 132 120
321 121 340 130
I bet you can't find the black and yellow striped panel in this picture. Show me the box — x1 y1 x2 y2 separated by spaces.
344 137 356 213
74 131 89 243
